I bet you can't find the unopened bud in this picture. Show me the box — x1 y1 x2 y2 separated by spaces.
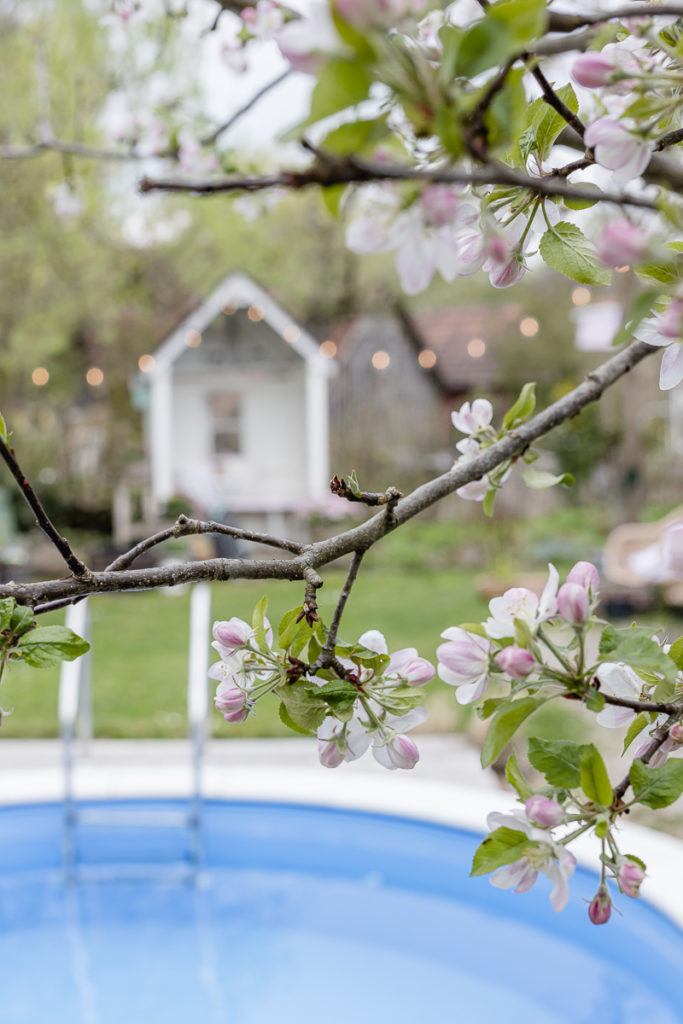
386 733 420 770
497 645 535 680
557 582 590 625
318 738 345 769
617 856 645 898
588 885 612 925
525 795 565 828
214 684 250 723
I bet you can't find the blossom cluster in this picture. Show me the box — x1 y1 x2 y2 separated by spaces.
209 613 435 771
440 559 682 922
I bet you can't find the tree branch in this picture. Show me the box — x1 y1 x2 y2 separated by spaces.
613 709 683 802
139 155 664 210
105 513 303 572
0 436 91 580
4 337 657 609
601 693 680 715
547 4 683 33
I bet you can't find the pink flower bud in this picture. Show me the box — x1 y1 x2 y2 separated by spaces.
318 737 345 768
388 648 435 686
595 220 649 268
214 684 250 723
588 885 612 925
525 795 565 828
212 618 251 653
488 254 526 289
241 6 256 21
617 857 645 898
668 724 683 745
557 582 591 625
497 646 535 680
566 561 600 598
385 733 420 769
572 52 618 88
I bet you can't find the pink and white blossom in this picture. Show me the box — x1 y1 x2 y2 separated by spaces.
371 706 428 769
572 43 641 91
317 713 371 767
453 437 489 502
451 398 494 436
566 561 600 601
212 616 273 657
635 301 683 390
214 681 252 723
358 629 435 685
584 117 652 183
485 565 559 639
616 856 645 898
276 2 341 73
497 645 535 680
487 809 576 911
483 233 526 289
595 219 650 268
525 795 565 828
437 627 491 703
557 582 591 625
594 662 642 728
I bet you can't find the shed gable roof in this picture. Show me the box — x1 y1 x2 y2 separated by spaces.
149 272 335 377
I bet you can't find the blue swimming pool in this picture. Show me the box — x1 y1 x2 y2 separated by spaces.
0 800 681 1024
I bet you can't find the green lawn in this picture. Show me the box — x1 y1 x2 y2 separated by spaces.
2 510 681 739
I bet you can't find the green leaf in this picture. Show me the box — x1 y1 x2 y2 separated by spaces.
481 696 544 768
563 184 602 211
668 637 683 671
483 487 497 518
251 595 269 652
9 604 34 638
505 749 534 799
623 712 651 755
527 84 579 162
580 744 613 807
17 626 90 668
471 826 530 876
484 68 526 152
278 701 315 736
488 0 547 45
308 58 372 125
278 682 328 733
321 184 347 219
0 411 7 442
502 382 536 431
599 624 678 684
520 468 574 489
584 686 605 712
527 736 587 788
0 597 15 632
539 222 611 286
347 470 362 497
455 18 512 78
479 697 506 720
630 758 683 809
611 287 662 347
321 115 389 156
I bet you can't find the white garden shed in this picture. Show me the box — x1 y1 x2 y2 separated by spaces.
137 273 335 529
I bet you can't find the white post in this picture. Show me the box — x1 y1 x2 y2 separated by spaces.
149 365 174 510
305 362 330 500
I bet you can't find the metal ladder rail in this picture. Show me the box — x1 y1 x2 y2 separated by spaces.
187 582 211 871
58 598 92 876
58 586 212 878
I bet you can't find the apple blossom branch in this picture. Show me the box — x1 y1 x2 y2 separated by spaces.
139 155 665 210
0 335 657 613
0 435 91 581
613 709 683 803
546 3 683 33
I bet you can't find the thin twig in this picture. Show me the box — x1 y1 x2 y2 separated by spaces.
314 550 365 668
528 62 586 140
547 4 683 33
201 69 292 146
601 693 680 715
0 437 91 580
106 514 303 572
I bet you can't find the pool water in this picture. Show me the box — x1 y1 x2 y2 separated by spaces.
1 801 682 1024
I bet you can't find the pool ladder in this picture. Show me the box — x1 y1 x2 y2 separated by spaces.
59 583 212 882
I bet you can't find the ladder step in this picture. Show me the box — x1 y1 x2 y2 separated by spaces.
72 809 195 829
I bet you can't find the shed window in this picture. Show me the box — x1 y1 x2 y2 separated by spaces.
210 392 241 455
